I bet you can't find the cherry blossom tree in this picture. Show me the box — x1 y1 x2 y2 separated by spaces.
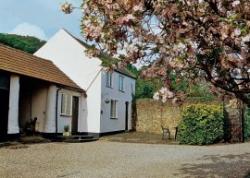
62 0 250 105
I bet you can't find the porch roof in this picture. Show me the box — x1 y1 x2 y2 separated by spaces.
0 44 84 93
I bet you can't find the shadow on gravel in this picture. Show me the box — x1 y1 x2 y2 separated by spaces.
245 171 250 178
175 153 250 178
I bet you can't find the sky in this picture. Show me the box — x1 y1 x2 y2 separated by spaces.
0 0 83 40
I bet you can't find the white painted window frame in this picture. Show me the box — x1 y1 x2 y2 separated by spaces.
110 99 118 119
106 71 113 88
61 93 72 116
118 75 125 92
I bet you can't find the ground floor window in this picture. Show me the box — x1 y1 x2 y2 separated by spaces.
110 100 117 119
61 93 72 116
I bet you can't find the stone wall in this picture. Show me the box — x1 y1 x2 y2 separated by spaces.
135 99 222 139
135 99 181 138
135 98 246 142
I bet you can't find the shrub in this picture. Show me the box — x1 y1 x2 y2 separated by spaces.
177 104 224 145
64 125 70 132
244 107 250 141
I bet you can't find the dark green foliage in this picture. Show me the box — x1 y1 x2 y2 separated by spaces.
244 107 250 141
170 71 215 101
126 64 140 77
135 78 162 99
169 71 189 92
0 33 45 54
177 104 224 145
99 53 119 67
187 83 215 101
125 64 162 99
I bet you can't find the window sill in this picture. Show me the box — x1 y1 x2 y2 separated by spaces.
106 86 113 89
119 90 125 93
60 114 72 117
110 117 118 120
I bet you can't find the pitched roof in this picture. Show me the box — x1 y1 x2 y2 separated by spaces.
61 29 136 79
0 44 84 92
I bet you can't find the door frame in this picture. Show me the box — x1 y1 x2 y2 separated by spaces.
125 101 129 131
71 96 79 134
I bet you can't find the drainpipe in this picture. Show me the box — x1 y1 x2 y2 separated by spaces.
55 88 62 134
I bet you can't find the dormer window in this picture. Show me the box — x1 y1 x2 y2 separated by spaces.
106 71 113 88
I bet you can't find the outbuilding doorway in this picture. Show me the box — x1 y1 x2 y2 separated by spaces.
125 101 129 131
71 96 79 134
0 72 10 138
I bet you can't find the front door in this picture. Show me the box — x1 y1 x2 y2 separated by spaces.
0 73 10 139
71 96 79 134
125 102 129 131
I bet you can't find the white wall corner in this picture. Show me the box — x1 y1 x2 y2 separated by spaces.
8 75 20 134
44 85 57 133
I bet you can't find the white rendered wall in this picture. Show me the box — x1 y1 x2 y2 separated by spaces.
44 85 57 133
100 71 136 133
56 80 100 134
19 84 48 132
5 73 85 134
57 88 86 133
19 83 85 134
31 86 48 133
35 29 102 133
8 75 20 134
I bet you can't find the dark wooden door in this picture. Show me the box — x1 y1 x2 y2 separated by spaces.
125 102 129 131
71 96 79 134
0 73 10 138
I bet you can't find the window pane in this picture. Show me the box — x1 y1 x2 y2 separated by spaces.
61 93 72 116
114 101 117 117
119 76 124 91
66 95 72 115
109 72 112 87
110 100 113 117
110 100 117 118
106 72 109 86
106 72 112 87
61 94 66 114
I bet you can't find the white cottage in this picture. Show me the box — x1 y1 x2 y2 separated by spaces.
0 44 86 140
35 29 136 135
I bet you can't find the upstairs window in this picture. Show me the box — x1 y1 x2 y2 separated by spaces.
106 71 113 88
110 100 117 119
61 93 72 116
118 75 124 92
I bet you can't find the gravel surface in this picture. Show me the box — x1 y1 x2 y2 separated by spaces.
0 141 250 178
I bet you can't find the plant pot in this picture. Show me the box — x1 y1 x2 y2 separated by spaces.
63 131 70 137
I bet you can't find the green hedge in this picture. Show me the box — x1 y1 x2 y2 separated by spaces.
244 107 250 141
177 104 224 145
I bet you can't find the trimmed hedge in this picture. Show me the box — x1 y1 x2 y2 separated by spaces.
177 104 224 145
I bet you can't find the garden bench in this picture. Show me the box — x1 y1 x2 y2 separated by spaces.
161 126 170 140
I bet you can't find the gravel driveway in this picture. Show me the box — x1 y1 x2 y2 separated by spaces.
0 141 250 178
